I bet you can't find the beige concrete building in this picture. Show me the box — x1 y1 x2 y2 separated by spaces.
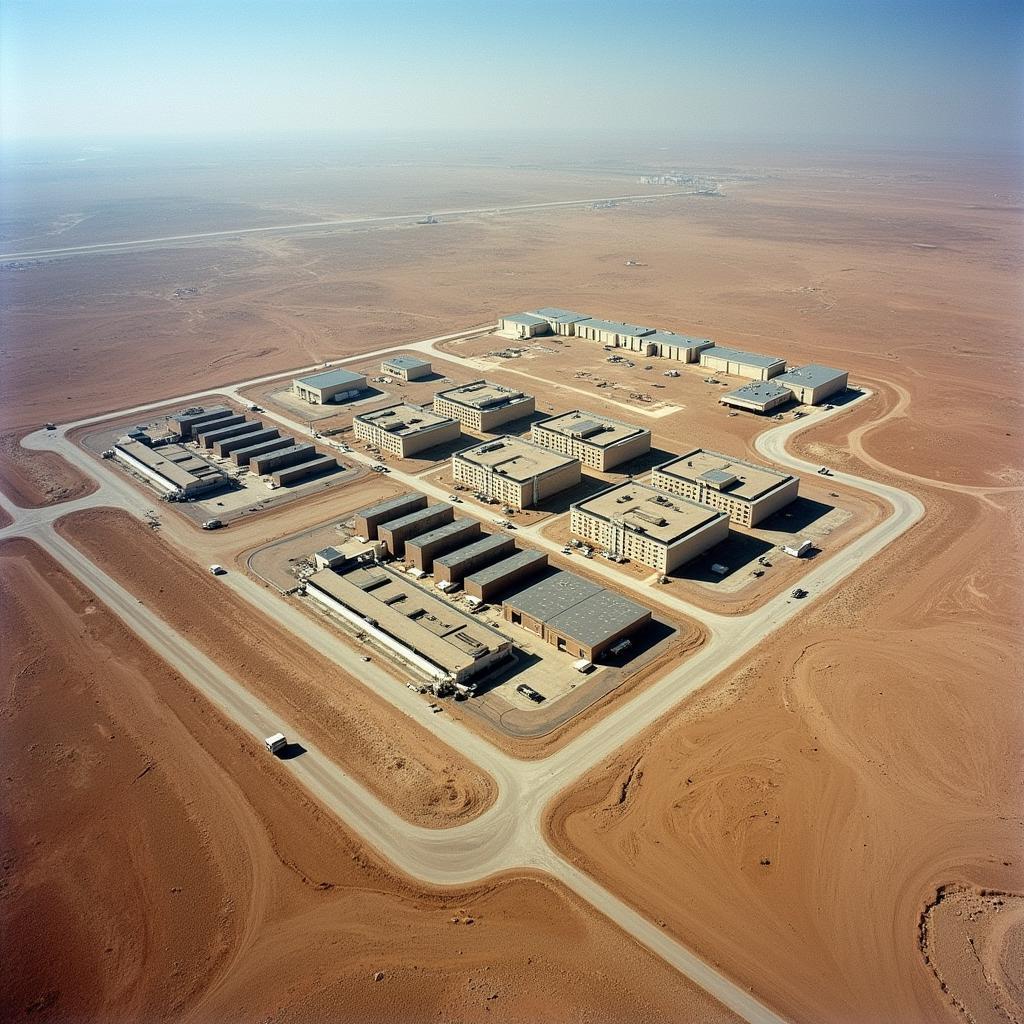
570 481 729 572
644 331 715 362
463 549 548 602
292 368 367 405
405 518 481 572
575 317 656 351
720 381 791 414
306 563 510 684
352 492 427 540
699 346 786 381
433 533 515 586
452 436 581 510
652 449 799 527
527 308 590 336
378 503 454 557
353 403 460 457
774 364 849 405
531 410 651 471
380 355 432 381
498 313 550 338
169 405 234 439
113 439 227 497
433 380 535 433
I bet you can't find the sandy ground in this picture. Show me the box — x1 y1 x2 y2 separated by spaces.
0 431 97 507
55 509 496 828
0 536 740 1024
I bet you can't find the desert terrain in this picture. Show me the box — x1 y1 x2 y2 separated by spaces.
2 143 1022 1021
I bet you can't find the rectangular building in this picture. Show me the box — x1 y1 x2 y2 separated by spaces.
498 313 550 339
433 380 535 433
193 415 246 445
306 564 510 684
250 443 317 476
774 364 849 405
720 381 791 414
231 434 294 466
527 308 590 336
699 346 786 381
531 410 651 471
168 405 234 439
113 439 227 497
574 318 656 351
352 492 428 540
272 455 337 486
464 549 547 602
197 419 262 450
644 331 714 363
215 427 280 457
452 436 582 510
501 571 651 662
380 355 432 381
353 403 460 457
570 481 729 572
405 518 482 572
378 503 454 557
434 533 515 586
293 367 367 405
652 449 799 527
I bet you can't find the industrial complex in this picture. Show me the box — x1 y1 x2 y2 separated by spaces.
112 438 227 498
433 380 535 432
531 410 651 471
292 368 367 405
452 436 581 509
353 403 461 457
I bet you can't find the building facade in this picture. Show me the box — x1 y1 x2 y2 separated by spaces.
433 380 535 433
353 403 460 457
292 368 367 405
699 346 786 381
381 355 433 381
774 364 849 405
574 318 656 349
352 492 428 540
719 381 791 414
644 331 715 362
531 410 651 471
527 308 590 336
452 436 581 510
498 313 549 339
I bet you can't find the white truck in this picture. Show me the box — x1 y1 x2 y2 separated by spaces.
264 733 287 755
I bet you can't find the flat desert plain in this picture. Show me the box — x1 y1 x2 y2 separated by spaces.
1 145 1022 1022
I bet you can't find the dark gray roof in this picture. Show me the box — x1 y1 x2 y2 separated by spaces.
702 345 784 368
775 364 847 387
504 571 602 620
434 532 511 569
464 548 546 588
379 503 450 533
405 517 478 549
295 367 365 388
354 491 424 520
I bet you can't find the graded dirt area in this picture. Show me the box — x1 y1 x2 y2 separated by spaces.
0 431 97 508
55 508 495 828
0 536 739 1024
548 383 1024 1024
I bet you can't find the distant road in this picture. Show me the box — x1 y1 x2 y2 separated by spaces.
0 190 696 261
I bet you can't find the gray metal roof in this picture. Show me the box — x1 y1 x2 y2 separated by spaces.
701 345 784 369
529 307 590 324
171 405 232 425
501 313 547 326
503 571 602 620
383 355 431 370
645 331 712 348
723 381 789 401
775 364 847 387
577 318 655 337
434 532 512 569
464 548 547 588
295 367 366 388
378 503 451 534
354 491 425 520
405 517 478 549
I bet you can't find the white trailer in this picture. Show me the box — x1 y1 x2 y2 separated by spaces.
264 733 287 754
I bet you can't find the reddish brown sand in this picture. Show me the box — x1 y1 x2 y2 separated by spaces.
0 431 97 508
0 537 738 1024
55 509 495 828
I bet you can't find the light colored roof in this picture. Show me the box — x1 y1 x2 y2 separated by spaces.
114 439 225 488
502 571 649 647
528 307 590 324
700 345 785 369
534 409 649 449
382 355 431 370
656 448 794 501
577 318 655 337
355 403 456 436
456 436 579 481
295 367 366 389
722 381 790 403
435 380 532 411
573 481 726 544
645 331 713 348
500 313 547 326
775 364 848 388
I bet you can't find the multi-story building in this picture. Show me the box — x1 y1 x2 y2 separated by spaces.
570 481 729 572
652 448 799 527
531 410 651 471
353 403 460 457
452 436 581 510
433 380 535 433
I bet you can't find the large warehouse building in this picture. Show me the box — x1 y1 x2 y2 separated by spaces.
353 492 428 539
293 368 367 405
433 533 515 586
531 410 651 471
231 434 294 466
169 406 235 439
644 331 715 362
498 313 550 339
353 403 460 457
306 563 510 685
433 380 535 433
113 439 227 498
720 381 791 414
501 571 651 662
380 355 432 381
378 503 454 557
452 436 581 510
699 346 787 381
405 518 482 572
463 549 547 602
652 449 799 527
575 318 656 350
774 364 849 405
570 481 729 572
197 418 263 450
527 308 590 336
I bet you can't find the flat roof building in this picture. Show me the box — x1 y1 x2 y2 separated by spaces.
293 368 367 405
215 427 280 457
575 318 656 351
113 439 227 497
531 410 651 471
720 381 791 414
405 518 482 572
306 563 510 684
463 549 548 602
196 418 263 449
699 346 786 381
381 355 432 381
433 533 515 586
501 571 651 662
527 307 590 336
169 406 235 439
193 415 246 445
378 503 454 557
571 481 729 573
433 380 535 433
774 364 849 405
250 443 317 476
352 492 428 540
452 436 582 510
353 403 460 458
231 434 295 466
498 313 550 339
644 331 715 363
652 448 798 527
272 454 337 486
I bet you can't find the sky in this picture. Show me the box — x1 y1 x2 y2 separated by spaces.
1 0 1021 149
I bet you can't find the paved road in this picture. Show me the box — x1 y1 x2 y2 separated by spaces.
1 326 925 1024
0 191 698 261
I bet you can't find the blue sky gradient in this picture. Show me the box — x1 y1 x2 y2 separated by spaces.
2 0 1021 147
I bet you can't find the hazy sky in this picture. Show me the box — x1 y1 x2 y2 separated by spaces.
2 0 1021 148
